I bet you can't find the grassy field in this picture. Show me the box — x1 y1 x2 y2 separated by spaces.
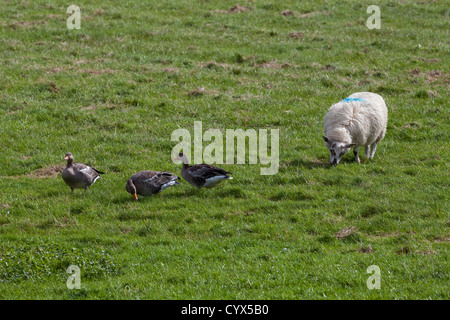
0 0 448 300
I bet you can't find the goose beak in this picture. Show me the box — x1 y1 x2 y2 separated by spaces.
64 156 69 160
133 193 138 201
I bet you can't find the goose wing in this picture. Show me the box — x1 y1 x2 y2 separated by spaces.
133 171 180 193
187 164 231 179
73 163 102 183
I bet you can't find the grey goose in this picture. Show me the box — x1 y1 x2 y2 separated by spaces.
173 152 232 189
62 152 104 192
126 170 180 200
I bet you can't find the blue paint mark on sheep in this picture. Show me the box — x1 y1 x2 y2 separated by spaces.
341 97 367 103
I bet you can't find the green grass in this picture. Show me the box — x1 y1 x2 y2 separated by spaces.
0 0 448 299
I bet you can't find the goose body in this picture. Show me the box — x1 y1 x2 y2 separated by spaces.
126 170 180 200
174 153 232 189
62 152 104 192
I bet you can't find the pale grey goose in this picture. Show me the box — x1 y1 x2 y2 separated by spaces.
125 171 180 200
173 152 232 189
62 152 104 192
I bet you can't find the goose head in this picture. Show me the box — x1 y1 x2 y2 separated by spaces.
173 152 189 165
64 152 74 164
126 178 138 200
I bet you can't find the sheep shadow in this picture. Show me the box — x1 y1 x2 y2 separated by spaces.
285 155 364 169
284 158 329 169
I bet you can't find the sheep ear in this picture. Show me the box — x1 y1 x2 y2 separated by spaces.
344 143 356 148
322 136 330 143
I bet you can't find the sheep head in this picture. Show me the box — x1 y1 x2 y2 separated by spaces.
322 136 355 166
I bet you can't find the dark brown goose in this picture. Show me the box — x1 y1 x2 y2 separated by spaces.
125 171 180 200
62 152 104 192
173 152 232 189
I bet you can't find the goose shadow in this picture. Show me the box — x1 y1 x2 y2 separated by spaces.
110 184 244 203
161 185 246 199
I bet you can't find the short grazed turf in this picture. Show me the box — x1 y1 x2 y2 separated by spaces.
0 0 448 299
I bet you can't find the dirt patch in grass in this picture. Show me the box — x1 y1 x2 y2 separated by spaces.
8 20 47 29
358 245 373 254
80 103 122 111
213 4 251 13
46 67 66 74
281 10 329 18
200 61 232 69
410 68 449 83
187 87 220 97
288 32 304 39
425 70 448 83
28 165 65 178
417 249 434 255
255 60 293 69
335 226 358 239
403 121 420 129
162 67 179 73
281 10 294 16
83 68 117 75
188 87 207 96
418 57 440 63
397 246 410 255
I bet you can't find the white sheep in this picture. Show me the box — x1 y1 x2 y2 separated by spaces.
322 92 388 166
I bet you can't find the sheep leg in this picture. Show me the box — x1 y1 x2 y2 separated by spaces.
365 145 371 158
353 146 360 163
370 142 378 159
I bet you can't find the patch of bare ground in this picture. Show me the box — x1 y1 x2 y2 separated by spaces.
80 102 124 112
232 93 263 101
434 237 450 243
425 70 448 83
287 32 304 39
410 68 448 83
281 10 294 16
255 60 293 69
83 68 117 75
417 249 434 255
335 226 358 239
46 14 64 20
162 67 179 73
200 61 232 69
212 4 251 13
187 87 220 97
46 67 66 74
281 10 330 18
358 245 373 254
9 20 47 29
418 57 441 63
27 165 65 178
397 246 411 255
